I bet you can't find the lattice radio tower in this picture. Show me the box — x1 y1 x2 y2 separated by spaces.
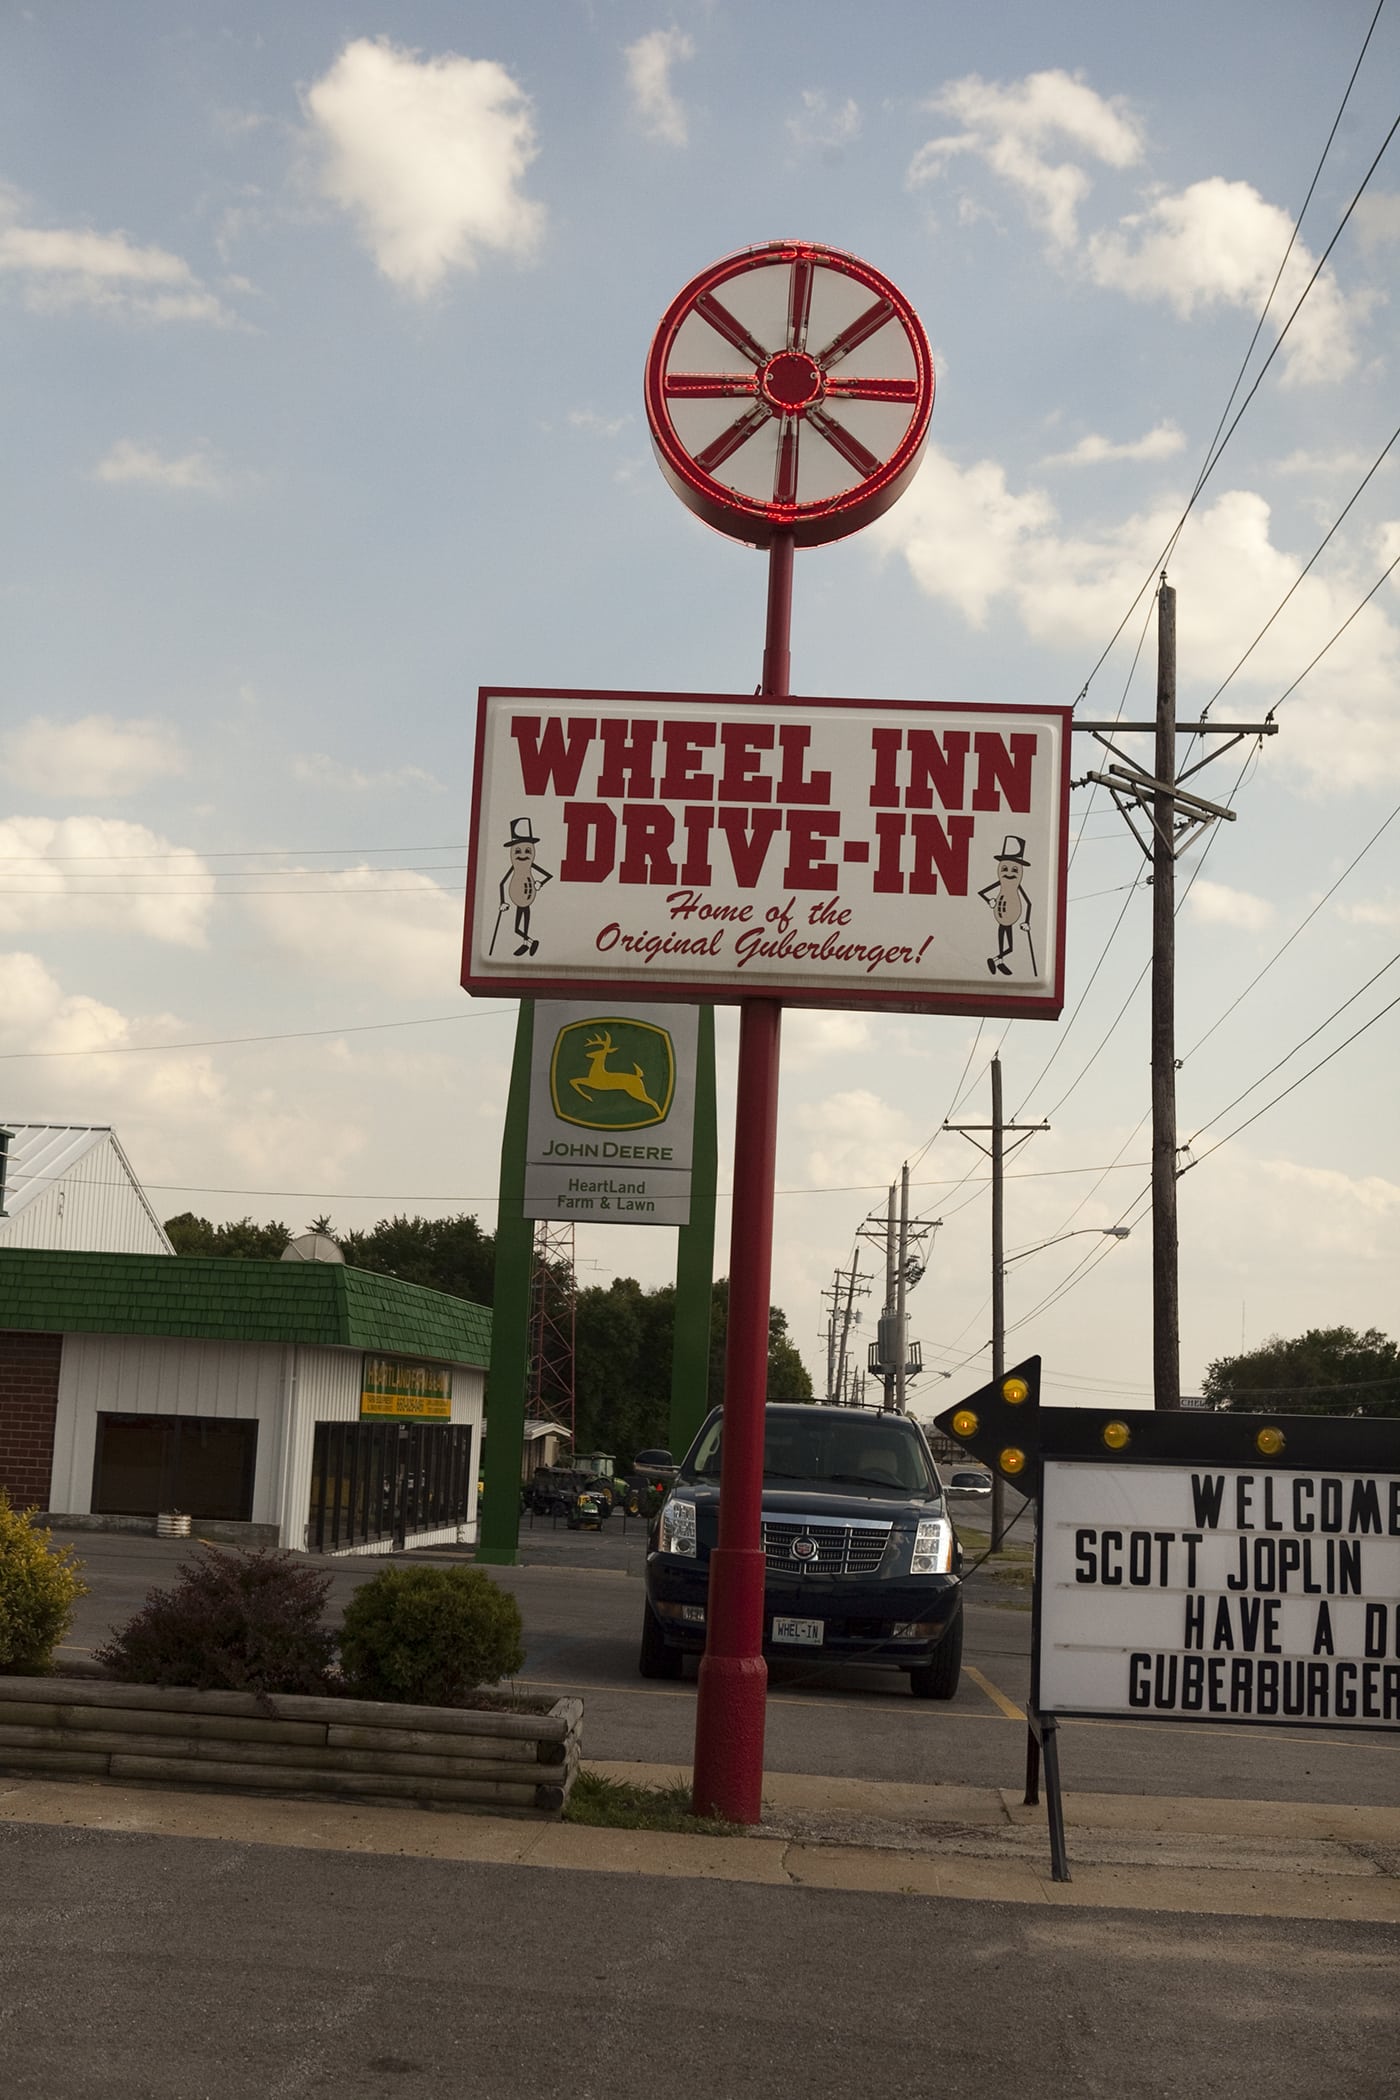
527 1220 577 1443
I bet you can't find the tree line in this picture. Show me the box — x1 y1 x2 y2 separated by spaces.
163 1210 812 1457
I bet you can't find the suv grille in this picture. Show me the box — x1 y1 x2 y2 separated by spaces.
763 1516 892 1575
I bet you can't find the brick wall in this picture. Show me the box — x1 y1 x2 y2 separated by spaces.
0 1332 62 1509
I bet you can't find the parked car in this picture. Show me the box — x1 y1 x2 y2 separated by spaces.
626 1447 679 1504
640 1404 962 1698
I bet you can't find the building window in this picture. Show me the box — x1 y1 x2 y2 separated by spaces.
91 1413 258 1523
307 1421 474 1551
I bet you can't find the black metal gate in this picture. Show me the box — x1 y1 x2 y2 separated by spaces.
307 1421 475 1553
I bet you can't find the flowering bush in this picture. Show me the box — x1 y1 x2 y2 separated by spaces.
0 1493 87 1673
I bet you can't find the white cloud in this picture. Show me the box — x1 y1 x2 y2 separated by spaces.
909 69 1142 247
0 185 234 325
568 407 630 439
1087 178 1366 386
1338 895 1400 929
624 28 695 147
0 817 211 946
1354 191 1400 253
1041 422 1185 468
1186 1152 1400 1272
92 440 227 492
868 445 1056 627
792 1087 922 1197
787 90 861 152
1274 447 1377 478
0 716 186 798
243 868 459 996
873 447 1400 786
1184 880 1274 931
782 1011 875 1074
290 753 443 793
304 37 544 295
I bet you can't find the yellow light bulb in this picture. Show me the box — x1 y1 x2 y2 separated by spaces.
1002 1376 1030 1406
1256 1426 1285 1458
999 1446 1026 1476
1102 1420 1131 1451
951 1409 979 1440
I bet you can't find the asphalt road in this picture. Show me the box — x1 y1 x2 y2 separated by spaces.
2 1820 1397 2100
54 1522 1400 1809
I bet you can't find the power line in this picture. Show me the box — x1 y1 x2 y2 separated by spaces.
1073 29 1397 711
1185 979 1400 1168
1182 794 1400 1063
0 1006 515 1060
1202 418 1400 714
0 883 460 899
0 843 468 863
4 1157 1160 1209
1268 541 1400 714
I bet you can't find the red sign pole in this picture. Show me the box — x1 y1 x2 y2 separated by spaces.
692 531 793 1824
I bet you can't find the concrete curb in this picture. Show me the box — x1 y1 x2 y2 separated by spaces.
1 1762 1397 1921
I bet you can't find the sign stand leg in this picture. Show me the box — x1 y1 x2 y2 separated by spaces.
1029 1708 1071 1882
1023 1724 1040 1807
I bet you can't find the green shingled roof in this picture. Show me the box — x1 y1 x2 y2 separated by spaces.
0 1249 490 1366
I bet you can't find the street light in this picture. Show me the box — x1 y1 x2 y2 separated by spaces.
1003 1226 1131 1268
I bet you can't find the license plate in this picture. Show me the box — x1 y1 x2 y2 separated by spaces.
771 1616 823 1646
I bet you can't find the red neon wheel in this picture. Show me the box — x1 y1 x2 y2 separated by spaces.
645 240 934 549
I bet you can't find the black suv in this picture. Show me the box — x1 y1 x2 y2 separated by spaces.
640 1402 963 1698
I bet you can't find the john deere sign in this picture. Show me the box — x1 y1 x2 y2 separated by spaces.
524 1002 698 1226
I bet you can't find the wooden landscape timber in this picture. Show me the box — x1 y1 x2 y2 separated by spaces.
0 1677 582 1817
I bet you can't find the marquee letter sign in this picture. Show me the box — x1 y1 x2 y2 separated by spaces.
936 1366 1400 1877
462 687 1070 1019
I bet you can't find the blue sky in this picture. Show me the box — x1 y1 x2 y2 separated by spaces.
3 2 1398 1407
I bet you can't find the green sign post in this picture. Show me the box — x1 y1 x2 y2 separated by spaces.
478 998 717 1565
476 1001 535 1566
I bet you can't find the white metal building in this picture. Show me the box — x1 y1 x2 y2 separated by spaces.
1 1249 489 1554
0 1124 173 1256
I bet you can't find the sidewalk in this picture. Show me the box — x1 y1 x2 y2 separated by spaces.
2 1760 1397 1923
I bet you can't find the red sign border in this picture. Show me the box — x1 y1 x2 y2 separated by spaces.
461 686 1072 1019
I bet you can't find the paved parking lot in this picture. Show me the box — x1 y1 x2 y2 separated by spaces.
51 1518 1400 1809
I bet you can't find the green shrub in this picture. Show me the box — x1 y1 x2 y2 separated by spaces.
338 1564 524 1706
0 1493 87 1674
96 1546 335 1694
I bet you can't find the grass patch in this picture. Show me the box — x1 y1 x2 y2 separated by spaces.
564 1768 741 1836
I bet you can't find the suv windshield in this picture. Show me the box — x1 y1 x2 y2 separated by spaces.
686 1410 936 1496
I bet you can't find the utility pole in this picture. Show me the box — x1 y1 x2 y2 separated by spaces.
859 1175 938 1413
946 1058 1046 1549
1152 581 1180 1412
894 1163 911 1413
883 1181 897 1411
821 1255 869 1404
1077 580 1278 1413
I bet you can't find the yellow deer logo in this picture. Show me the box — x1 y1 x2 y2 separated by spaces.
569 1029 663 1115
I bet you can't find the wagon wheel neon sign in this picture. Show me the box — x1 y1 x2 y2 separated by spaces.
644 240 935 550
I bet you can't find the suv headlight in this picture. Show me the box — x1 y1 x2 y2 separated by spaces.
658 1495 697 1557
911 1518 953 1576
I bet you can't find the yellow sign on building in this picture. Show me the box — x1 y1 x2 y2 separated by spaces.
360 1355 453 1420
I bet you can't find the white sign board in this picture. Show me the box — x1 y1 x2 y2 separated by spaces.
523 1002 698 1228
463 689 1070 1017
1038 1460 1400 1728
